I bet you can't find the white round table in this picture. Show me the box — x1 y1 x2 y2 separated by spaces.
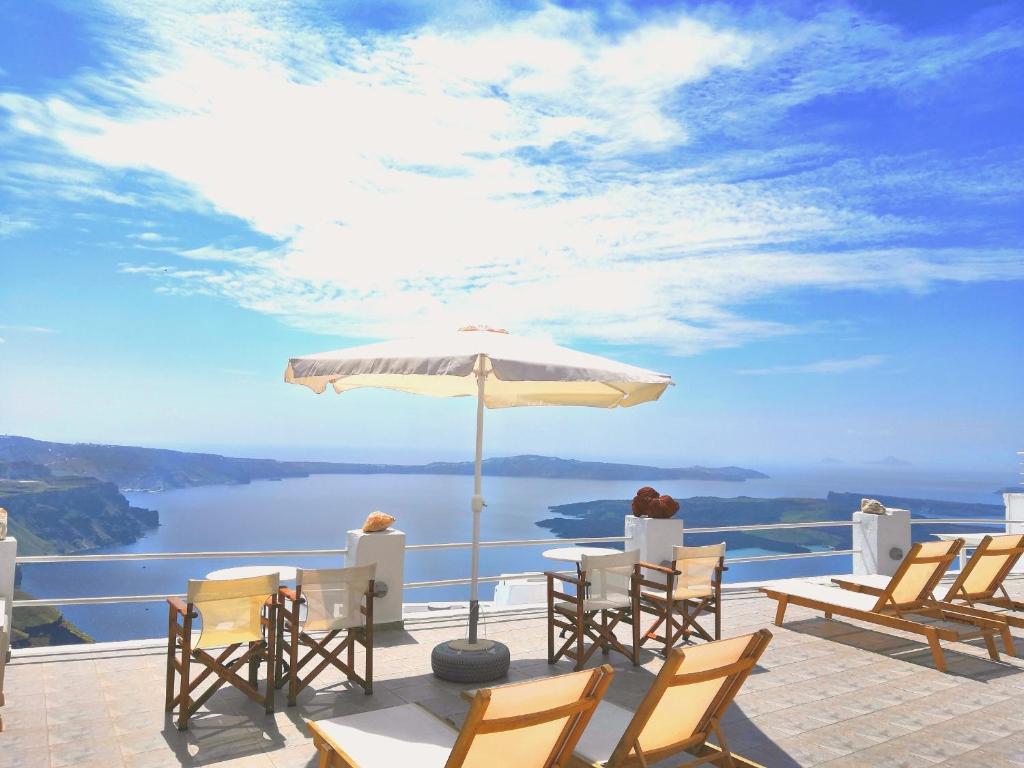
541 546 621 564
205 564 298 581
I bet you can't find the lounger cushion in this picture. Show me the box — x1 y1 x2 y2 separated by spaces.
767 582 879 611
312 703 456 768
573 699 632 765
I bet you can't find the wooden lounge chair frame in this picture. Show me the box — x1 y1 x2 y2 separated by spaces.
547 555 642 670
940 534 1024 627
308 664 615 768
639 544 726 654
165 576 278 731
277 570 375 705
571 630 772 768
762 540 1016 673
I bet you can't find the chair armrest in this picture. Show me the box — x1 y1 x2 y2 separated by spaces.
278 586 298 601
167 597 193 617
639 561 680 576
545 570 586 587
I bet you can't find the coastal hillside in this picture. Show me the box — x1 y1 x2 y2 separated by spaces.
1 461 159 647
0 435 768 491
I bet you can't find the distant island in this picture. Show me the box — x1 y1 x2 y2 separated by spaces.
0 436 768 491
538 491 1004 555
868 456 914 467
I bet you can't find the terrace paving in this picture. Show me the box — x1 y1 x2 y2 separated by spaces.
4 575 1024 767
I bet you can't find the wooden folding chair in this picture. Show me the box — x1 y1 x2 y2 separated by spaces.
165 574 279 730
571 630 772 768
277 565 375 705
547 550 642 670
639 543 725 654
763 540 1016 672
307 664 614 768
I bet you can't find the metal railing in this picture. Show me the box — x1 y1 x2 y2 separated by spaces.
11 515 1010 611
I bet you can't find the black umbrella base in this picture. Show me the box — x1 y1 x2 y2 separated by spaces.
431 639 511 683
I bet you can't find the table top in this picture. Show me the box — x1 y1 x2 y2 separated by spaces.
541 546 621 563
205 564 297 581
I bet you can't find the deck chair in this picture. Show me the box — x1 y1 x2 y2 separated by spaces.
307 664 614 768
547 550 642 670
165 573 279 730
639 543 725 654
571 630 772 768
834 534 1024 630
761 540 1016 673
277 565 375 706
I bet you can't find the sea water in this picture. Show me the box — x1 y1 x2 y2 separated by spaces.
16 466 1011 641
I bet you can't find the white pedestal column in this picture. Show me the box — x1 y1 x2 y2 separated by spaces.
346 528 405 628
853 508 910 576
1005 493 1024 573
624 515 685 582
0 537 17 713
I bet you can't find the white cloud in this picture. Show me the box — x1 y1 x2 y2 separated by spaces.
737 354 890 376
0 325 57 334
1 2 1022 354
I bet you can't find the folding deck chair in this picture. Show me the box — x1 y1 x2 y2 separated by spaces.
571 630 772 768
547 550 642 670
307 664 614 768
760 540 1016 672
166 574 279 730
277 564 376 706
833 533 1024 630
639 543 725 654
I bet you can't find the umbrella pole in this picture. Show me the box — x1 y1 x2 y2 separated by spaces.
469 365 486 644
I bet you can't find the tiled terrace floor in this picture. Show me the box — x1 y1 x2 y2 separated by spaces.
4 576 1024 768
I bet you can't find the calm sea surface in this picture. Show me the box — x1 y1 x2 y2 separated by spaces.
17 466 1011 641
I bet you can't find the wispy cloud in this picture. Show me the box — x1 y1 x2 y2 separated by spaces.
1 2 1022 354
737 354 890 376
0 325 57 334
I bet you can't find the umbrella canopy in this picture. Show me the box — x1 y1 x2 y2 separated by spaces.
284 326 674 645
285 326 672 408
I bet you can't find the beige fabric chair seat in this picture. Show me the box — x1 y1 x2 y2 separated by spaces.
767 582 879 612
556 597 632 613
314 703 456 768
640 585 712 601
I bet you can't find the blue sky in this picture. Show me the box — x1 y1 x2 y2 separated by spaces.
0 0 1021 471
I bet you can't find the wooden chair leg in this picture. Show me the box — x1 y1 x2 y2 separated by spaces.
600 611 610 656
288 604 300 707
265 604 277 715
575 608 585 671
165 606 177 711
927 630 947 673
774 596 788 626
177 639 192 731
714 601 721 640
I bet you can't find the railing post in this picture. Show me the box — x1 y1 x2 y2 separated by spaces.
346 527 405 629
0 535 16 717
853 507 910 576
1006 492 1024 573
625 514 685 582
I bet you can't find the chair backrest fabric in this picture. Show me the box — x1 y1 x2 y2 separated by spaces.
881 539 960 608
670 543 725 598
945 534 1024 601
607 630 771 764
581 549 639 607
451 665 613 768
187 574 278 649
297 564 375 632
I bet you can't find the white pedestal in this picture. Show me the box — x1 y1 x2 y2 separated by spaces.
624 515 685 582
0 537 16 710
1005 493 1024 573
853 508 910 576
346 528 405 628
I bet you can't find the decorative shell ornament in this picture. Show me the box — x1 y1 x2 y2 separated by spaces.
631 487 681 519
860 498 886 515
362 511 395 533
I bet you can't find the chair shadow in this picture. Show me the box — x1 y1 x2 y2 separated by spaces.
783 616 1024 679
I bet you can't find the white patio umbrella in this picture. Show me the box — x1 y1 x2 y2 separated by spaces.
284 326 673 676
